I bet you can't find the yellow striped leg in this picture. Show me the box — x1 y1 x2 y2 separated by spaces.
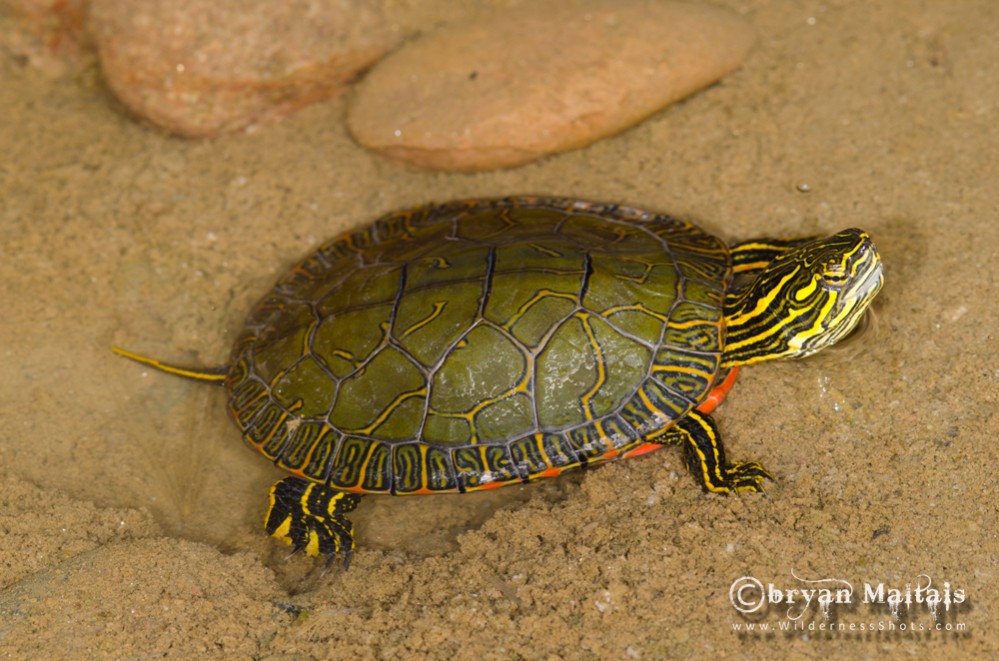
265 478 361 570
654 410 772 493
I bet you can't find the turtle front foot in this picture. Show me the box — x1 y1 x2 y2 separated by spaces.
265 477 361 570
656 409 774 495
716 461 773 494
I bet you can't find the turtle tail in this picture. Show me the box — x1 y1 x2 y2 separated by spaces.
112 346 229 384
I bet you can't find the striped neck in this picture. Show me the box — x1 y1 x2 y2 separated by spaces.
721 228 883 367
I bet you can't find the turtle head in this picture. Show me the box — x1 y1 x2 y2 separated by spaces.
723 228 883 366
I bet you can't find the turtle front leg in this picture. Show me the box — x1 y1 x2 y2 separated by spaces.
653 409 772 493
265 477 361 569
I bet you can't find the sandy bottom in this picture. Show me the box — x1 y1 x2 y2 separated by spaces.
1 1 996 658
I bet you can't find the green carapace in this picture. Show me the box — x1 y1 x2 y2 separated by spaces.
115 196 884 568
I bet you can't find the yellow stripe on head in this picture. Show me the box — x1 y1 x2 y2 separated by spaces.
723 229 883 366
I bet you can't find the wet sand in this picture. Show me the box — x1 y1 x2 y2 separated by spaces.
1 1 996 658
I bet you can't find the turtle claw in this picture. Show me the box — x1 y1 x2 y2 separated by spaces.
282 533 351 574
325 548 352 574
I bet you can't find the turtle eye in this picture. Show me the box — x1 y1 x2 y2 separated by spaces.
820 261 849 288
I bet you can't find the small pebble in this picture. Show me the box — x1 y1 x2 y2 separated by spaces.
348 0 755 171
88 0 399 137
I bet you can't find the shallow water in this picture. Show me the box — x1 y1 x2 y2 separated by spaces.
1 1 996 657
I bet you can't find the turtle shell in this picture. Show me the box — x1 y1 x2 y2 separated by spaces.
223 197 732 494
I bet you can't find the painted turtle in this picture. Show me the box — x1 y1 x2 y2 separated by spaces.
115 196 883 568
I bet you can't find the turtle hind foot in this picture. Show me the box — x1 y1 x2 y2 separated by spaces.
265 477 361 570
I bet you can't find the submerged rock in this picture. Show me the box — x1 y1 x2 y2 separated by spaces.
89 0 399 137
348 0 755 171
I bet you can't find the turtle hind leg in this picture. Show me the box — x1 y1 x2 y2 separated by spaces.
653 409 773 494
265 477 361 570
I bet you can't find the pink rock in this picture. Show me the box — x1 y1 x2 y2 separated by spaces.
347 0 755 171
88 0 399 137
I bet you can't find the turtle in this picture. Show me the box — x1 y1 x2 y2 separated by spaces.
114 196 884 568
